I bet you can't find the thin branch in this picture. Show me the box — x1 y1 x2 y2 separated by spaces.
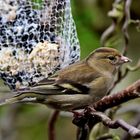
122 113 140 140
90 110 140 138
48 110 60 140
100 0 124 46
122 0 132 55
100 21 116 47
130 19 140 31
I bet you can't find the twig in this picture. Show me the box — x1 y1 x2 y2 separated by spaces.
100 0 124 46
122 0 132 55
130 19 140 31
100 21 116 47
48 110 60 140
122 113 140 140
90 110 140 138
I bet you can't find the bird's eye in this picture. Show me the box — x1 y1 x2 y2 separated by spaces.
107 56 116 61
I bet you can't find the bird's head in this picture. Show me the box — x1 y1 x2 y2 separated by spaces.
86 47 132 74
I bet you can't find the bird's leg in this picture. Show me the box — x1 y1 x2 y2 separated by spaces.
72 110 84 117
72 105 96 126
84 105 96 114
72 108 93 140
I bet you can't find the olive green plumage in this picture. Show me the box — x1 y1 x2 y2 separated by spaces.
0 47 131 111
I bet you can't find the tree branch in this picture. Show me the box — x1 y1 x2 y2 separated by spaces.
90 110 140 138
122 113 140 140
93 79 140 112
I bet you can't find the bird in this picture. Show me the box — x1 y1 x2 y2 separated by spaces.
0 47 131 111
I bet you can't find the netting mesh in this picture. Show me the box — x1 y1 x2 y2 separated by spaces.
0 0 80 89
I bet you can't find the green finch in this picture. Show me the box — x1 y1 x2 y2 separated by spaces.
0 47 131 111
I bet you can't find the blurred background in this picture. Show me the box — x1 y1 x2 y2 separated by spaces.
0 0 140 140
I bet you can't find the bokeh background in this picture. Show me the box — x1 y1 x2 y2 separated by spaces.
0 0 140 140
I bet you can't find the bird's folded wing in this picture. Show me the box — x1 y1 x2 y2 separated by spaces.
0 79 90 106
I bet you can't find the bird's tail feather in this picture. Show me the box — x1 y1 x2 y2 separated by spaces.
0 80 89 106
0 92 40 106
0 84 62 106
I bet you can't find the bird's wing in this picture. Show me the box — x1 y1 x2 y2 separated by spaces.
30 78 89 94
0 78 90 106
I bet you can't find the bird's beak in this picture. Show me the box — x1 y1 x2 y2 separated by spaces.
120 55 132 63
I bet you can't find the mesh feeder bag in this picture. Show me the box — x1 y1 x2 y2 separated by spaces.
0 0 80 89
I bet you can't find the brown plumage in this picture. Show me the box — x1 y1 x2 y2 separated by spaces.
0 47 131 111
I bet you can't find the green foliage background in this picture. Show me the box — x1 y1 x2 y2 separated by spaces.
0 1 140 140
